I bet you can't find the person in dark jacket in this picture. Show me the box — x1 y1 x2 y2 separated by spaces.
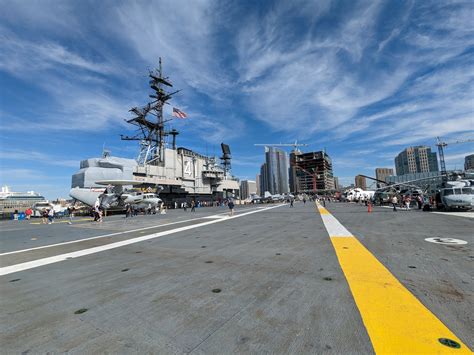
228 199 235 216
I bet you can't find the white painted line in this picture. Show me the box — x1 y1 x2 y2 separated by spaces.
202 215 227 219
425 237 468 245
432 211 474 219
0 204 284 276
320 214 353 237
317 204 353 237
0 207 263 256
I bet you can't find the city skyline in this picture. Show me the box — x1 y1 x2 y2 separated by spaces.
0 1 473 198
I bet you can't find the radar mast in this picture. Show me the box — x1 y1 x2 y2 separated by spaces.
121 58 181 165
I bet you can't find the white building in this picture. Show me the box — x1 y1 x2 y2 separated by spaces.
240 180 257 199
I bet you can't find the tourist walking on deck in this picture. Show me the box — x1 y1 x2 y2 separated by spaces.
405 196 411 210
191 200 196 212
391 195 398 211
290 198 294 207
228 199 235 216
416 195 423 210
67 206 75 225
42 209 48 224
25 208 32 220
48 208 55 224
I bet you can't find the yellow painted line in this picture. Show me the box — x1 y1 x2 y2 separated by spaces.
331 237 470 353
316 201 330 214
318 206 330 214
30 218 93 225
317 204 471 353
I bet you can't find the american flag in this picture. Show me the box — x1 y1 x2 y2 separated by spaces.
172 107 188 119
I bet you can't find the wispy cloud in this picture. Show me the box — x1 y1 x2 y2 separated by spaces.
0 168 68 182
232 155 262 168
444 152 474 162
233 0 473 150
0 27 113 75
0 150 79 168
111 0 231 95
0 25 134 132
0 0 472 196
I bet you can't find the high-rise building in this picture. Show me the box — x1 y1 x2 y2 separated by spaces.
256 174 261 196
260 147 289 194
375 168 394 185
395 146 438 175
289 149 302 193
333 176 340 190
465 154 474 170
289 151 334 193
355 175 367 189
260 163 268 195
240 180 257 199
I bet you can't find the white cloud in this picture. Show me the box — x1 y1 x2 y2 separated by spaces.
232 155 263 168
0 33 112 75
234 1 417 136
0 150 79 168
0 25 136 132
0 0 473 184
111 0 230 95
444 152 474 162
232 0 474 148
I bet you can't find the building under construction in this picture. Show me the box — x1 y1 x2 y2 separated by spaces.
289 150 335 194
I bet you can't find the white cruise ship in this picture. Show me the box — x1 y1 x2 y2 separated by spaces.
0 186 46 212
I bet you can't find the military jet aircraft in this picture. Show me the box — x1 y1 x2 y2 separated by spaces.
69 180 163 210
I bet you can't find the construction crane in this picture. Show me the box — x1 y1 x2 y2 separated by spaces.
436 137 474 182
254 140 309 150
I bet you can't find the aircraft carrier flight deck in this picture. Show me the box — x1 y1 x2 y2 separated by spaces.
1 202 472 354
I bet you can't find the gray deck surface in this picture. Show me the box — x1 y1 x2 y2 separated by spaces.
1 202 472 353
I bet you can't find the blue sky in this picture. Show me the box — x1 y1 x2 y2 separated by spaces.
0 0 473 198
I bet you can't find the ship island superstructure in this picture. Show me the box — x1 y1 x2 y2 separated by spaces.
71 59 239 204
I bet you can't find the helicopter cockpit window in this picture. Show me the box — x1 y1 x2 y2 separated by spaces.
461 188 472 194
454 188 462 195
443 189 454 196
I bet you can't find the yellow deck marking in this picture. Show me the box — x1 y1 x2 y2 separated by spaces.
30 218 93 225
317 204 471 353
318 206 330 214
331 237 470 353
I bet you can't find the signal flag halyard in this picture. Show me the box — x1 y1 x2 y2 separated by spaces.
172 107 188 119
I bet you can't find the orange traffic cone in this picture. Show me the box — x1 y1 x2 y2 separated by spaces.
368 202 372 213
